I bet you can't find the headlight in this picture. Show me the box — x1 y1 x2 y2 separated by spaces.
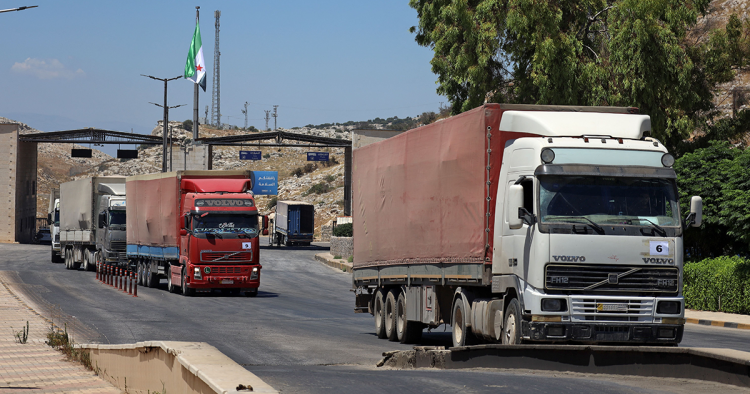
541 298 567 312
657 301 681 314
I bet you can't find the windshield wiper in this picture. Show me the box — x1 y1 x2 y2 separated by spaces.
639 218 666 236
550 216 605 234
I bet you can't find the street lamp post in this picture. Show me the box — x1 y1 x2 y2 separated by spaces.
141 74 182 172
149 102 185 172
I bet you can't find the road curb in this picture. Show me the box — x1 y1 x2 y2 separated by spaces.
380 345 750 388
686 317 750 330
315 253 353 273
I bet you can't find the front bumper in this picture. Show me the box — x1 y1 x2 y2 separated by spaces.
523 321 683 344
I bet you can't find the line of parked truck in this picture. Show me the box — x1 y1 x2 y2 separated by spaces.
47 170 315 297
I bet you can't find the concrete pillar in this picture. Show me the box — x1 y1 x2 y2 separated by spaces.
0 123 37 243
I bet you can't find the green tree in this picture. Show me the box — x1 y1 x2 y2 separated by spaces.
675 141 750 258
409 0 746 153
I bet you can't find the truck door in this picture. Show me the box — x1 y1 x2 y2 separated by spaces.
289 207 300 235
501 176 535 277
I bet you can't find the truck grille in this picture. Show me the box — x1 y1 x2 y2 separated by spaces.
210 266 243 274
200 251 253 263
545 264 678 294
571 298 654 322
110 241 126 251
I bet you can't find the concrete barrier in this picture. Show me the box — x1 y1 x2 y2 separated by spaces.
82 341 277 394
379 345 750 388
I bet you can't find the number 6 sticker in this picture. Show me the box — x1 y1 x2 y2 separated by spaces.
650 241 669 256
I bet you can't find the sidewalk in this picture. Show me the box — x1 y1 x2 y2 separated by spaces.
685 309 750 330
0 274 119 394
313 254 750 332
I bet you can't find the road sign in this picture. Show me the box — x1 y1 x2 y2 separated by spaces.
251 171 278 195
307 152 329 161
240 151 262 160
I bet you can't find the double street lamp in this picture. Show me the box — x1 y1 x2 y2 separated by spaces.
141 74 182 172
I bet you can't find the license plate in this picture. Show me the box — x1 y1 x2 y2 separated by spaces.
597 303 628 312
221 279 234 285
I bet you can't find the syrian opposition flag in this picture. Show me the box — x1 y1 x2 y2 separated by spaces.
184 20 206 91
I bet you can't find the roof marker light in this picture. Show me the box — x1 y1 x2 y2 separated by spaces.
661 153 675 167
541 148 555 164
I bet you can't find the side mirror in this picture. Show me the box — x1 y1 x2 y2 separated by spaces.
98 212 106 228
47 213 52 224
508 185 524 229
183 215 190 229
262 215 269 230
687 196 702 227
262 229 269 236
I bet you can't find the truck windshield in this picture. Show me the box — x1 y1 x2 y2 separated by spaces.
109 211 126 226
539 176 680 227
193 213 259 235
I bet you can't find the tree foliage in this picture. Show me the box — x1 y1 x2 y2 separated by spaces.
409 0 747 153
675 141 750 257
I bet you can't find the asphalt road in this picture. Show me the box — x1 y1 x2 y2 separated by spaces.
1 242 749 393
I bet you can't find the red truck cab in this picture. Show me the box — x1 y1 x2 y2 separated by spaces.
173 178 261 296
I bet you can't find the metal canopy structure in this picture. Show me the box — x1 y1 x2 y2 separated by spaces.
19 128 163 145
198 131 353 215
197 130 351 147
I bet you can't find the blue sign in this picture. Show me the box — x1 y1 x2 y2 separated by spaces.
307 152 329 161
251 171 278 195
240 151 262 161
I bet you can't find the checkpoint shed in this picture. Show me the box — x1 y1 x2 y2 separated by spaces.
0 122 38 244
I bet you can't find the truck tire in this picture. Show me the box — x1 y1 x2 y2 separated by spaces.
138 260 145 286
385 290 399 341
51 250 58 263
64 249 74 270
181 268 195 297
452 297 476 347
82 250 93 272
245 289 258 297
502 298 522 345
396 292 423 344
373 289 387 339
146 261 158 288
167 266 177 293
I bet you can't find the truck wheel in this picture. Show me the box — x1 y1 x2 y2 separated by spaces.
146 261 157 288
81 250 89 271
396 292 423 344
452 297 476 347
138 261 145 286
71 249 81 270
87 250 97 271
64 249 73 270
502 298 522 345
373 289 387 339
385 290 399 341
167 267 177 293
181 268 195 296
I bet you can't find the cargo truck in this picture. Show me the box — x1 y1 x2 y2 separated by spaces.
352 104 702 347
59 177 127 271
48 189 62 263
269 201 314 246
126 171 262 296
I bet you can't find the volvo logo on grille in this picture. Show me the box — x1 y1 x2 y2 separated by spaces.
608 274 619 284
552 255 586 262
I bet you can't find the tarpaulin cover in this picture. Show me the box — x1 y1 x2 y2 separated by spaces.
60 177 125 232
353 106 489 268
127 171 253 248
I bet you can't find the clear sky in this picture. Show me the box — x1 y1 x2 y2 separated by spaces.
1 1 445 136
